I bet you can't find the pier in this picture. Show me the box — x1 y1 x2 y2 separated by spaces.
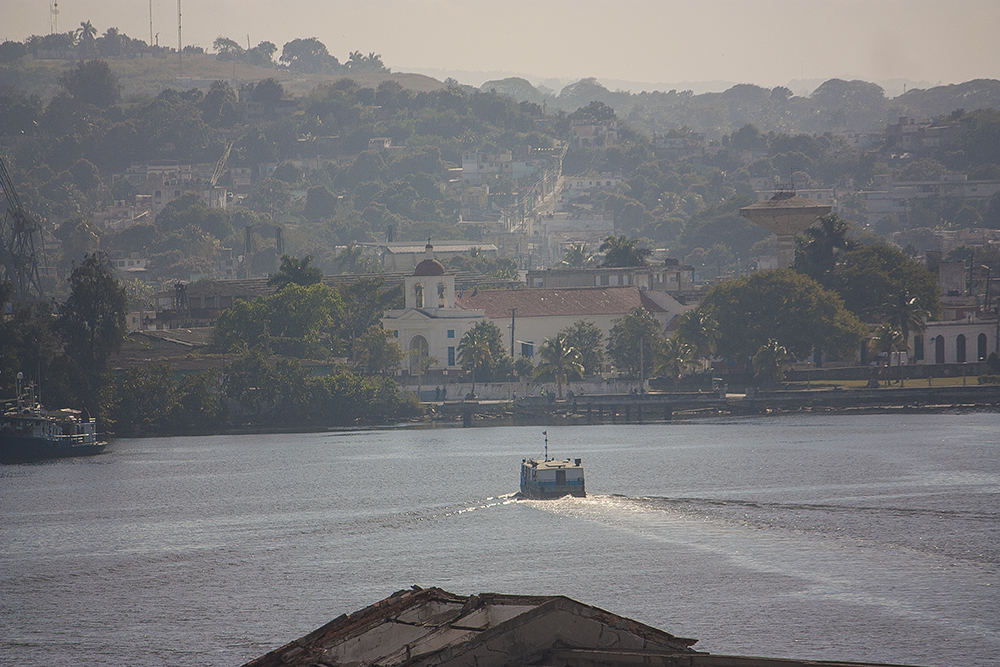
428 384 1000 426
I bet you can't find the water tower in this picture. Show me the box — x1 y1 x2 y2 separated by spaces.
740 190 831 269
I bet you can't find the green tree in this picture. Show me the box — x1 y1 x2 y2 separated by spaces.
246 41 278 67
513 355 535 379
884 290 928 383
674 308 720 371
111 365 178 432
304 184 338 221
334 242 382 274
353 325 403 375
561 243 594 268
699 269 865 364
174 368 227 430
280 38 338 73
58 253 128 376
533 334 584 398
868 323 906 386
212 36 245 61
214 299 268 352
752 339 794 387
57 59 120 108
607 307 662 378
75 21 97 54
458 320 510 391
201 80 238 127
269 255 323 289
830 245 942 322
794 213 857 286
654 335 694 386
560 320 605 376
599 235 652 267
339 277 400 358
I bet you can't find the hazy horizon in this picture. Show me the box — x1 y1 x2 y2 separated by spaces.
4 0 999 96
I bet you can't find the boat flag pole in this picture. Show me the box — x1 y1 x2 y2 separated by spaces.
543 430 548 461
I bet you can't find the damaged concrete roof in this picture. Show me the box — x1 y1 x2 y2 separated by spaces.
241 586 698 667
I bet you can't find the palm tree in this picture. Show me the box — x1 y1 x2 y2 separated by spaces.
869 323 906 387
76 21 97 53
752 339 794 387
599 235 651 267
457 328 493 396
675 308 720 372
561 243 593 268
654 335 694 387
884 290 928 386
794 213 856 284
533 334 584 398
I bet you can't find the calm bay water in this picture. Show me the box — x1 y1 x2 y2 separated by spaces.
2 413 998 667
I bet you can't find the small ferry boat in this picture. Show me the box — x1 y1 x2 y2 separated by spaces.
0 373 107 463
519 431 585 499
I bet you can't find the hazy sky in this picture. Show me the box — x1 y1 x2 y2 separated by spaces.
5 0 1000 91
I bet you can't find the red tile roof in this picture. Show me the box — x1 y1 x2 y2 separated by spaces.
455 286 664 318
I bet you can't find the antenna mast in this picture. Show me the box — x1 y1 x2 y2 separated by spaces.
49 2 59 34
177 0 183 76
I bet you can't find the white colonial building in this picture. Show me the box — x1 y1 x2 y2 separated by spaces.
911 318 999 365
382 244 691 377
382 243 486 374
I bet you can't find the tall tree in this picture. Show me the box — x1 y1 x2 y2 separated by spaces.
674 308 720 371
533 334 584 398
75 21 97 54
699 269 865 364
457 325 493 395
869 323 906 386
57 253 128 414
560 320 605 376
269 255 323 289
599 235 651 267
654 335 694 387
561 243 594 268
58 253 128 375
794 213 857 286
607 307 662 378
57 59 120 108
752 339 795 387
830 245 941 322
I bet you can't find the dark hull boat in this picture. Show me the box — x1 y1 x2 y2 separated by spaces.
1 376 107 463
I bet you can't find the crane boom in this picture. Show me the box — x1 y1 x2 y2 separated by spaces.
0 155 46 303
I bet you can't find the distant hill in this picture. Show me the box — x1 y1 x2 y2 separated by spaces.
477 75 1000 138
0 53 446 102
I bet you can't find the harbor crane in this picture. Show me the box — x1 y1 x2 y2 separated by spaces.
0 156 46 304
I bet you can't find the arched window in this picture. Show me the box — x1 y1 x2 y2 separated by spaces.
913 335 924 361
414 283 424 309
437 282 446 308
409 335 429 374
956 334 966 363
935 335 945 364
978 333 988 361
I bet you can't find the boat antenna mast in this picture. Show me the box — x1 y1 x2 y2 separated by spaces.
542 430 548 461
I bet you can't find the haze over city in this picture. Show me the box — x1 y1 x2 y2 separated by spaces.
5 0 1000 94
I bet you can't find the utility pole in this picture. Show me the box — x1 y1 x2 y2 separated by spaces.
510 309 516 358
